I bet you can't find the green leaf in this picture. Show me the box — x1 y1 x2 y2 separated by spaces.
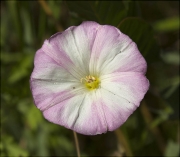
150 106 173 128
124 1 141 17
66 1 98 21
20 7 33 46
118 17 160 64
26 105 43 130
66 1 127 25
165 140 180 157
7 1 24 50
0 7 9 48
57 136 74 152
38 7 47 43
165 84 179 120
154 17 179 32
163 76 180 98
8 53 34 84
2 135 29 157
96 1 127 25
48 1 62 20
161 51 180 65
0 52 22 64
36 125 49 156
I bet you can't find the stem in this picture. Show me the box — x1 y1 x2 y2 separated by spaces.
73 131 80 157
140 101 165 154
115 129 133 156
38 0 63 32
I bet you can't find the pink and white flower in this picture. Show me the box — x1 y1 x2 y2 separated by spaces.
30 21 149 135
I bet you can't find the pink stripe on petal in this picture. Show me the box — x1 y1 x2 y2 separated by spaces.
89 25 134 75
43 25 98 77
31 78 82 110
34 49 58 67
42 40 83 79
43 40 73 68
43 92 107 135
111 72 149 93
30 47 83 111
99 88 137 131
68 21 101 74
43 94 86 128
31 49 78 83
40 91 108 135
101 72 149 106
72 92 107 135
101 42 147 75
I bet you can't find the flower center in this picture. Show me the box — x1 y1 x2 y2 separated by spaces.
81 75 100 90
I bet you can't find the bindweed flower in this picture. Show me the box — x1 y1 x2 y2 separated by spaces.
30 21 149 135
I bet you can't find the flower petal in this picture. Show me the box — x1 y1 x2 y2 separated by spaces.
31 49 78 82
43 93 86 130
101 72 149 106
101 42 147 75
66 21 101 74
43 92 107 135
72 91 107 135
88 25 147 75
30 49 84 111
99 88 137 131
41 21 101 78
41 34 83 80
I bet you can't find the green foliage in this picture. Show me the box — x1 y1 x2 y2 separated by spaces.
165 140 180 157
1 1 179 156
8 53 34 84
1 135 29 157
161 51 180 65
153 16 179 32
66 1 127 25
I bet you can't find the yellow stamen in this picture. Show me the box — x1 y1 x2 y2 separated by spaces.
81 75 100 90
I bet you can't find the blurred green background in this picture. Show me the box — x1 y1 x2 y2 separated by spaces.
1 1 179 156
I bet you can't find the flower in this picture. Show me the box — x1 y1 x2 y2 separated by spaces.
30 21 149 135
